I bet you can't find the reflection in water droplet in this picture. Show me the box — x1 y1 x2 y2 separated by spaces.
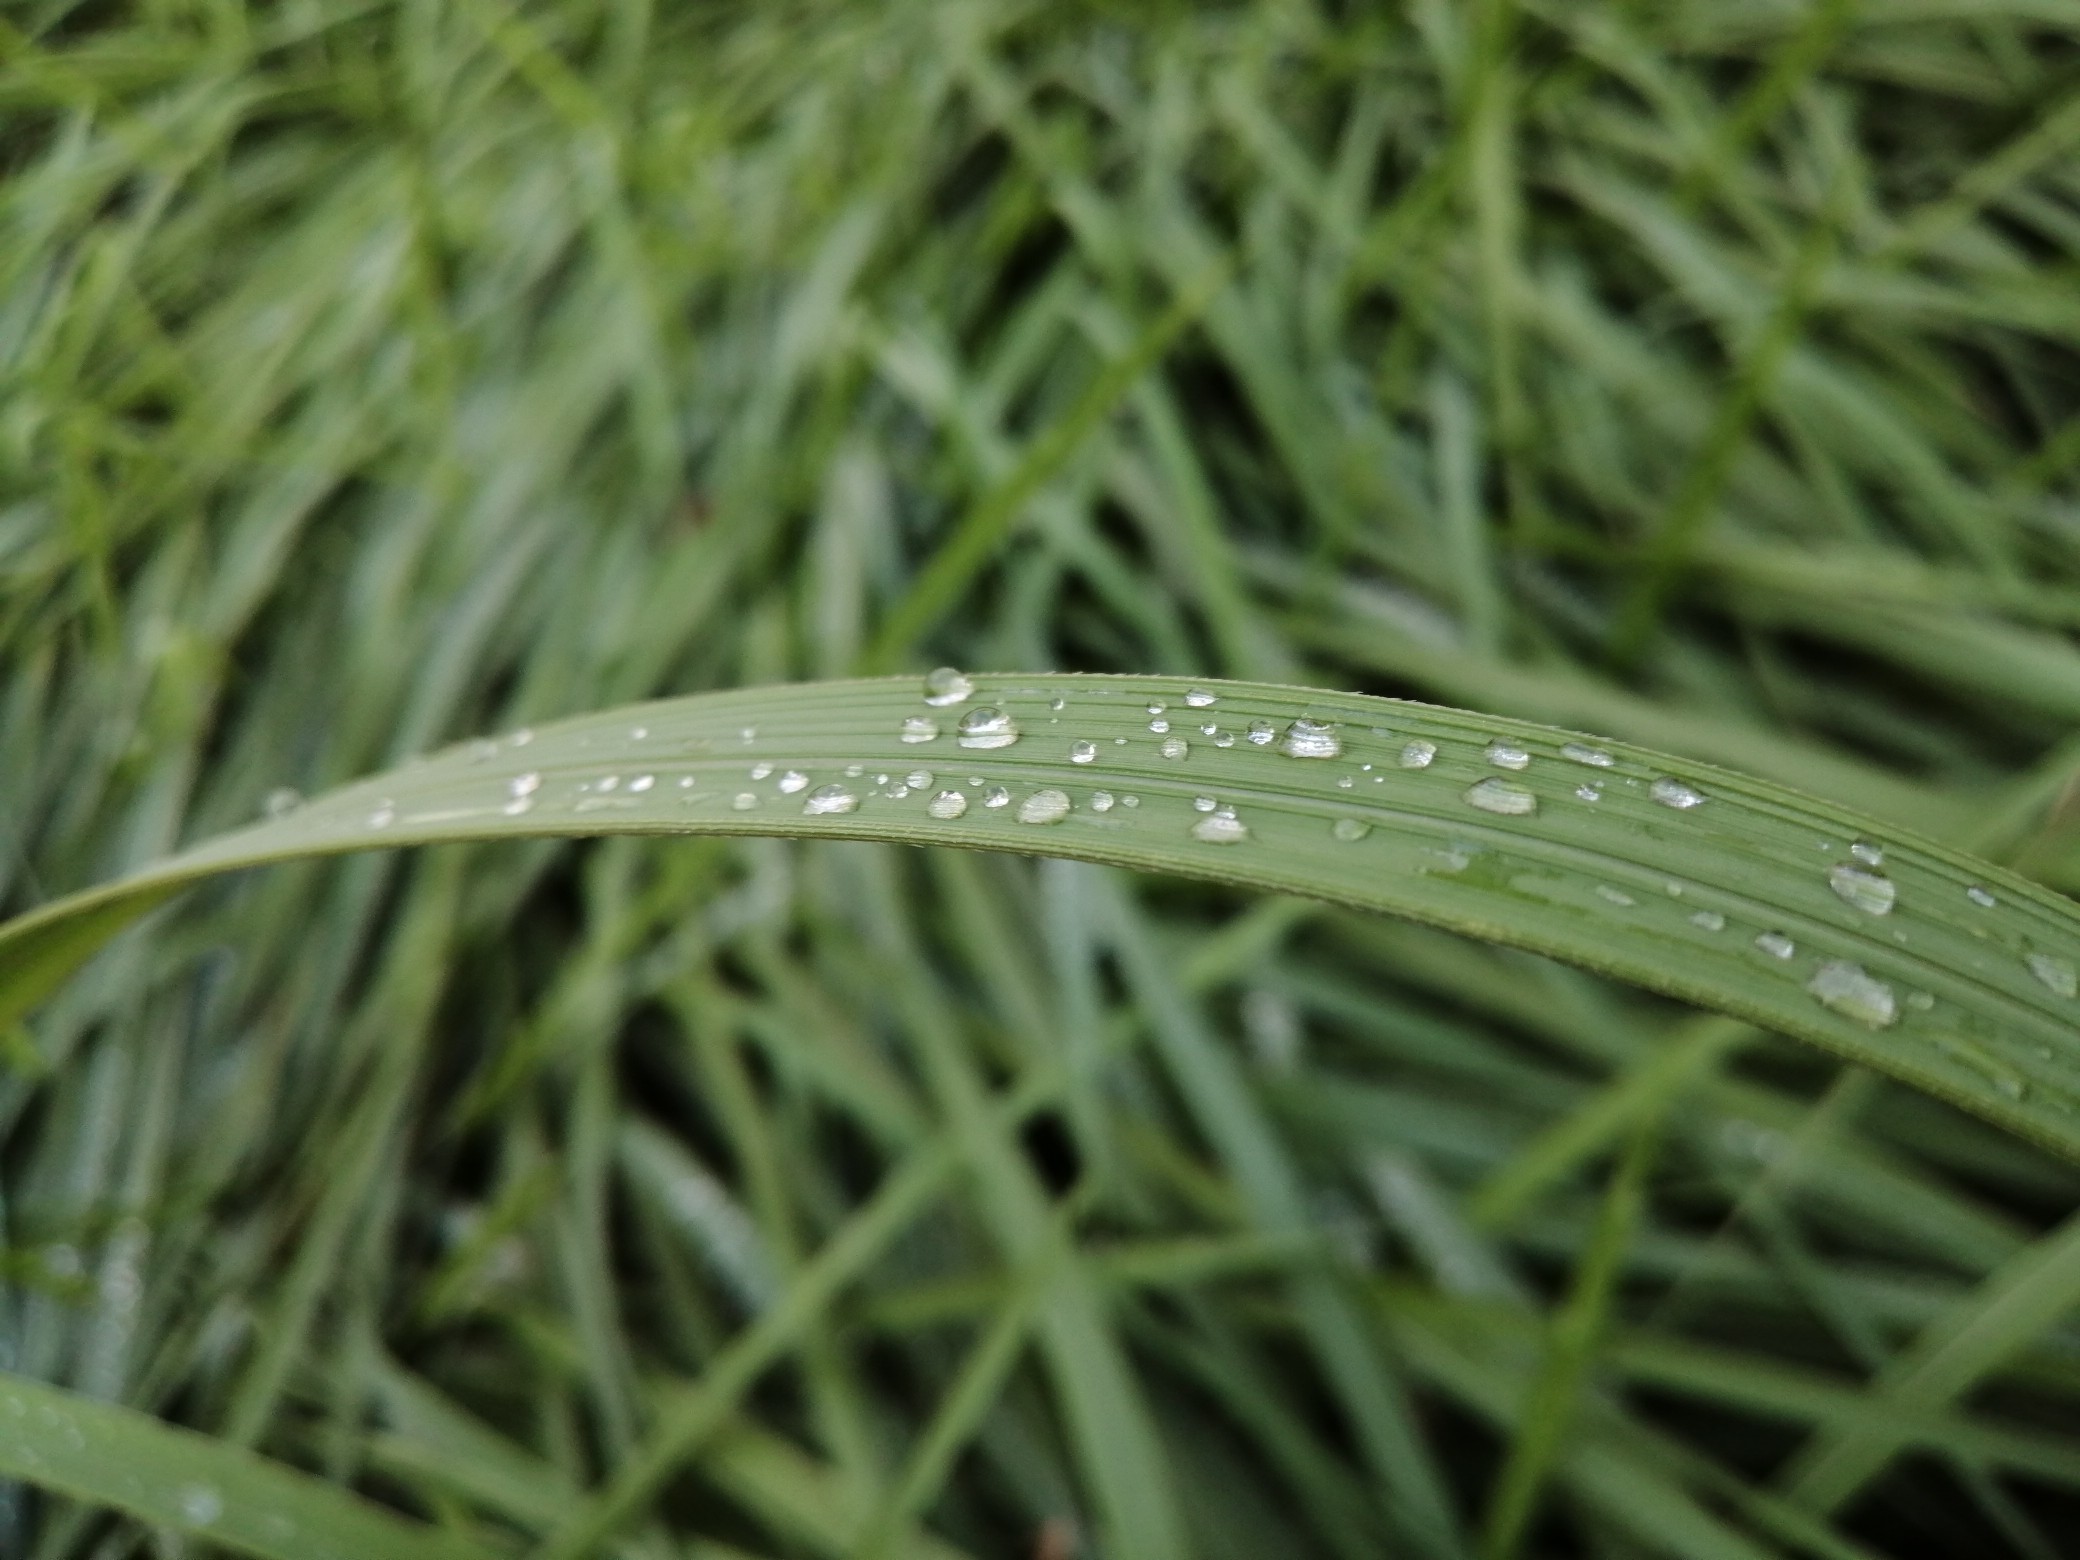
2027 951 2077 998
1464 777 1537 816
1808 960 1898 1028
1247 720 1277 746
923 667 975 706
1332 817 1370 842
906 770 933 789
984 785 1010 809
927 790 968 819
1336 776 1354 790
1829 862 1897 916
957 707 1020 749
1596 885 1636 906
263 787 303 819
1650 777 1707 809
1400 740 1436 769
1561 743 1614 768
1484 741 1530 770
803 784 858 816
1755 931 1796 960
1149 718 1171 734
1018 789 1071 825
1192 807 1249 844
774 771 808 794
1070 740 1098 763
1160 736 1190 760
1850 840 1884 867
1090 791 1116 813
630 726 649 741
901 716 940 744
732 793 758 811
1281 719 1342 759
1967 886 1997 908
1185 688 1217 707
1690 910 1726 932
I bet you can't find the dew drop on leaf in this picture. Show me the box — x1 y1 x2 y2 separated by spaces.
2026 951 2077 998
1463 777 1537 816
177 1486 223 1528
905 770 932 789
1561 742 1614 768
1149 717 1171 734
1484 740 1530 770
1160 736 1190 760
1807 960 1898 1028
802 784 858 816
1018 788 1071 825
1850 840 1884 866
1192 796 1217 812
1332 817 1370 842
628 775 654 793
1185 688 1217 707
777 770 809 794
1070 740 1098 763
957 707 1019 749
1247 720 1277 746
1576 784 1602 802
984 785 1010 809
1828 862 1897 916
1967 886 1998 908
1090 790 1116 813
1755 931 1796 960
923 667 975 707
1596 885 1636 906
1690 910 1726 932
927 790 968 819
901 716 940 744
1650 777 1708 810
368 802 397 829
732 793 757 811
1281 718 1342 759
1191 807 1249 844
1400 740 1437 769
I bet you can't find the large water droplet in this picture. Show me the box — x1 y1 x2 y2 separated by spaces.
901 716 940 744
803 784 858 816
776 770 809 794
1464 777 1537 816
1807 960 1899 1029
1690 910 1726 932
1650 777 1708 810
1755 931 1796 960
957 707 1020 749
1185 688 1217 707
1070 740 1098 764
1191 807 1249 844
1018 788 1071 825
1561 742 1614 768
1160 736 1190 760
1090 790 1116 812
1400 740 1436 769
1849 840 1884 867
1281 718 1342 759
1829 862 1897 916
1484 740 1530 770
1332 817 1370 842
2026 951 2077 998
923 667 975 706
927 790 968 819
1966 885 1998 909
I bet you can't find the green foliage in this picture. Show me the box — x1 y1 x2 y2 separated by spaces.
5 2 2080 1558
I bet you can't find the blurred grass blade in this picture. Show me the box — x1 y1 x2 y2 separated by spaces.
6 674 2080 1165
0 1370 490 1560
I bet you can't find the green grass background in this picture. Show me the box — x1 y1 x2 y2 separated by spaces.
7 1 2080 1556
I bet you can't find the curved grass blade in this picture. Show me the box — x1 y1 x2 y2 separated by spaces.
5 674 2080 1162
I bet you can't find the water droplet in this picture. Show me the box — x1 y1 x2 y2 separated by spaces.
1191 807 1249 844
1160 736 1190 760
844 763 865 777
1650 777 1707 810
1755 931 1796 960
923 667 975 706
368 802 397 829
1464 777 1537 816
263 787 303 819
1147 701 1167 715
1185 688 1217 707
1090 790 1116 812
1906 991 1936 1012
1281 718 1341 759
773 770 807 794
803 784 858 816
1336 776 1354 789
1148 717 1171 734
1561 743 1614 768
1967 886 1997 908
1214 732 1235 748
732 792 758 811
1122 795 1140 808
1050 696 1066 712
1247 720 1277 746
679 776 695 788
1576 784 1602 802
1690 910 1726 932
984 785 1011 809
740 727 757 744
1807 960 1899 1029
631 726 653 744
957 706 1020 750
901 716 940 744
629 775 655 793
1596 885 1636 906
1484 740 1531 770
599 775 621 792
1192 796 1217 811
1070 740 1098 764
1200 723 1219 737
1019 788 1072 825
177 1485 222 1527
927 790 969 819
1850 840 1884 866
1332 817 1370 842
2027 951 2077 998
510 773 542 799
1828 862 1897 916
906 770 933 789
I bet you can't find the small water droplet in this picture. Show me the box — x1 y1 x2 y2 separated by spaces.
740 727 757 744
984 785 1011 809
1967 886 1998 908
803 784 858 816
511 772 542 799
1332 817 1370 842
1160 736 1190 760
631 725 649 741
368 802 397 829
1200 723 1219 737
1596 885 1636 907
776 770 809 794
1149 717 1171 734
927 790 969 819
732 792 758 811
2027 951 2077 998
1561 742 1614 768
1755 931 1797 960
957 706 1020 749
1336 775 1354 789
901 716 940 744
1400 740 1437 769
906 770 933 789
1464 777 1537 816
1019 788 1072 825
1191 807 1249 844
177 1485 222 1527
1050 696 1066 712
1690 910 1726 932
1576 783 1602 802
263 787 303 819
1090 790 1116 812
1807 961 1898 1028
1247 720 1277 746
923 667 975 706
1070 740 1098 764
1185 688 1217 707
1192 796 1218 812
1147 701 1167 715
599 775 621 792
1850 840 1883 866
1906 991 1936 1012
629 775 655 793
1122 795 1140 808
844 763 864 777
1214 732 1236 748
1829 862 1897 916
1484 740 1531 770
1650 777 1707 810
1281 718 1342 759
